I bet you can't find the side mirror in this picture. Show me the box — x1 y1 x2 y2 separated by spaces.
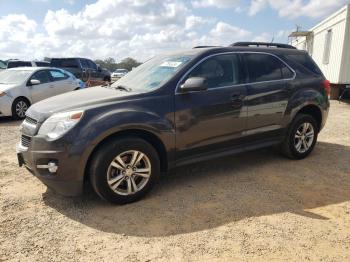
29 79 41 86
180 77 208 92
97 66 102 72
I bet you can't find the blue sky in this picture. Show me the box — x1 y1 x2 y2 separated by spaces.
0 0 348 61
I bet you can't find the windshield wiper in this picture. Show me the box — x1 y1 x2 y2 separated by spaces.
113 85 132 92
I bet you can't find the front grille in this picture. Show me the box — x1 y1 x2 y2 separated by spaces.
21 135 31 148
24 116 38 126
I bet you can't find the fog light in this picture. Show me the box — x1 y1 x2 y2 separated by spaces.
37 162 58 173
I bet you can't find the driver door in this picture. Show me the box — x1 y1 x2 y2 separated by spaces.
28 70 53 103
175 53 248 161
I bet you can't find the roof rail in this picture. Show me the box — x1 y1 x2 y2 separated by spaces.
231 42 296 49
193 45 221 49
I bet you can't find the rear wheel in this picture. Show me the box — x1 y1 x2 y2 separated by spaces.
281 114 318 159
12 98 30 119
89 137 160 204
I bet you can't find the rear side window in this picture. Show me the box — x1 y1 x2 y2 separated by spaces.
244 53 293 82
284 53 323 77
80 59 89 69
49 70 69 81
51 59 79 68
87 60 97 70
35 62 49 67
187 54 243 89
7 61 32 68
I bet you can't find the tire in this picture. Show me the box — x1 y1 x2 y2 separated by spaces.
103 76 111 82
89 137 160 204
12 97 30 119
281 114 319 159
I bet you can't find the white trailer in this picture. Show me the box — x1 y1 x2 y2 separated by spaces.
290 4 350 98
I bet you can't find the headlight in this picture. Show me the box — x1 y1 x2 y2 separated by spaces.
38 110 84 139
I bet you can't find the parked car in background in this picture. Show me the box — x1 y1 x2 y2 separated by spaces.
111 69 129 79
17 42 329 204
6 60 50 68
0 60 6 70
0 67 83 119
50 58 111 82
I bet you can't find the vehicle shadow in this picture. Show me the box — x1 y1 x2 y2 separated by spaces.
43 141 350 237
0 117 21 126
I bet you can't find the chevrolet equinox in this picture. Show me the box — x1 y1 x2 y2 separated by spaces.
17 42 330 204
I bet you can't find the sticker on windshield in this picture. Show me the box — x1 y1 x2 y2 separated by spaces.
160 61 183 68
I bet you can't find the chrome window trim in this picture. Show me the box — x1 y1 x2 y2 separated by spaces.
175 51 297 94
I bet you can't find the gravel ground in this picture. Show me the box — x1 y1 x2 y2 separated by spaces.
1 101 350 262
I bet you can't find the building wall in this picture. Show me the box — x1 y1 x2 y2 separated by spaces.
291 5 350 84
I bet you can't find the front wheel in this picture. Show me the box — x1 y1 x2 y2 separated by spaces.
12 98 30 119
89 137 160 204
281 114 318 159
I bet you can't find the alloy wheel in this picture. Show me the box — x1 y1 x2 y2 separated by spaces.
294 122 315 153
15 101 28 118
107 150 151 196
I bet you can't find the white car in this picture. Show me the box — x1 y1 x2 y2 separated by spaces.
0 67 83 119
111 69 129 78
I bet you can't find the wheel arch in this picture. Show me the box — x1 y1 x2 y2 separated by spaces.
295 104 322 130
83 128 168 182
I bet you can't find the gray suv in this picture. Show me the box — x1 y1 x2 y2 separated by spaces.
17 42 329 204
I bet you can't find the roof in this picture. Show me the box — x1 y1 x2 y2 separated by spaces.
7 66 57 71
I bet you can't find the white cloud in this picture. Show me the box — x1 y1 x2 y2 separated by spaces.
249 0 348 19
192 0 241 9
1 0 346 61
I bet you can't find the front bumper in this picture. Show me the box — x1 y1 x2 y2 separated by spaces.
0 96 13 117
16 137 84 196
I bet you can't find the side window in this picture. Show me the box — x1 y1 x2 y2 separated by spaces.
80 59 89 69
186 54 242 89
284 53 322 77
31 70 50 84
244 54 289 82
87 60 97 70
49 70 69 81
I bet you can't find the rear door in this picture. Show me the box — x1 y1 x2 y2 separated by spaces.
48 69 75 95
28 70 52 102
175 53 248 161
242 53 295 138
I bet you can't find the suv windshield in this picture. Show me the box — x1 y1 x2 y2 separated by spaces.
112 55 193 91
0 70 32 85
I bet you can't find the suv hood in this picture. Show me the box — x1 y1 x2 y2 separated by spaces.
26 87 134 122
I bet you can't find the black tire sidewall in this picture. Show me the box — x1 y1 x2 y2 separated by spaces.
90 137 160 204
287 114 319 159
12 98 29 119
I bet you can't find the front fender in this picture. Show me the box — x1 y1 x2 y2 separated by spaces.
67 108 175 181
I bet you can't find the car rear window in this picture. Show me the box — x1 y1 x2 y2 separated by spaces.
283 53 323 77
51 59 79 68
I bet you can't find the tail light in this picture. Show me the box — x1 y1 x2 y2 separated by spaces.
323 79 331 96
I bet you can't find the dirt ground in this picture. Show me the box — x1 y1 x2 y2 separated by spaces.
0 101 349 262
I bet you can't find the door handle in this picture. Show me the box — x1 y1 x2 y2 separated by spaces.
230 93 245 108
49 85 54 88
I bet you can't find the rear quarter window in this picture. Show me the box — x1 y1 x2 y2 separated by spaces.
283 53 323 77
